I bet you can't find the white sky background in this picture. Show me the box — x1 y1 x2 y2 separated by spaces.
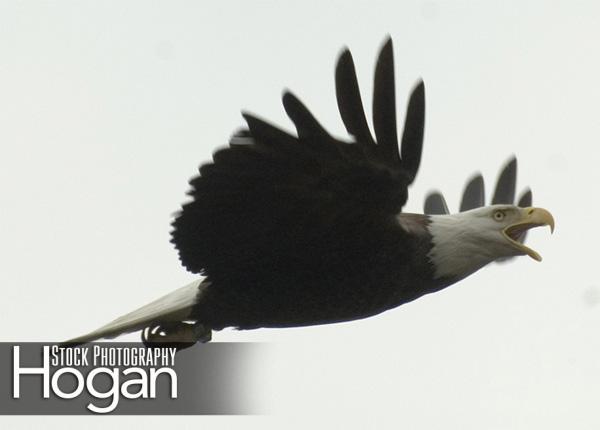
0 0 598 428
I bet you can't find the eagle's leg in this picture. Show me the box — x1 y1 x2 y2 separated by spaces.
142 320 212 351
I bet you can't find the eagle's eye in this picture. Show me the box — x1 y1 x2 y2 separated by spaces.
493 210 505 221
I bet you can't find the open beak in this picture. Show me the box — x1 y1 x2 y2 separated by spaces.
502 207 555 261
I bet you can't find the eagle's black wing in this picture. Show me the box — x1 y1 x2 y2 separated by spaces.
424 157 532 215
170 39 425 279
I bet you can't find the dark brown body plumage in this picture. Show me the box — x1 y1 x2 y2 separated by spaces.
192 214 439 330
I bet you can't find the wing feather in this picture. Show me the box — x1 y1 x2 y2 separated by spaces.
491 156 517 204
517 188 532 208
373 37 400 162
335 49 375 145
400 81 425 183
424 192 450 215
459 174 485 211
282 91 331 140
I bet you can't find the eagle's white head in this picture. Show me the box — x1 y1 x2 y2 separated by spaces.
427 205 555 280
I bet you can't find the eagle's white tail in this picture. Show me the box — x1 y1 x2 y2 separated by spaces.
64 279 208 345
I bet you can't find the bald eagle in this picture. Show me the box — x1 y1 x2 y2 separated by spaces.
65 38 554 349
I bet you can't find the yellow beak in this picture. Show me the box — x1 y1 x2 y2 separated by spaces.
502 207 555 261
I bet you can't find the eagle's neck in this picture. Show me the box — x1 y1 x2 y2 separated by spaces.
426 213 498 280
